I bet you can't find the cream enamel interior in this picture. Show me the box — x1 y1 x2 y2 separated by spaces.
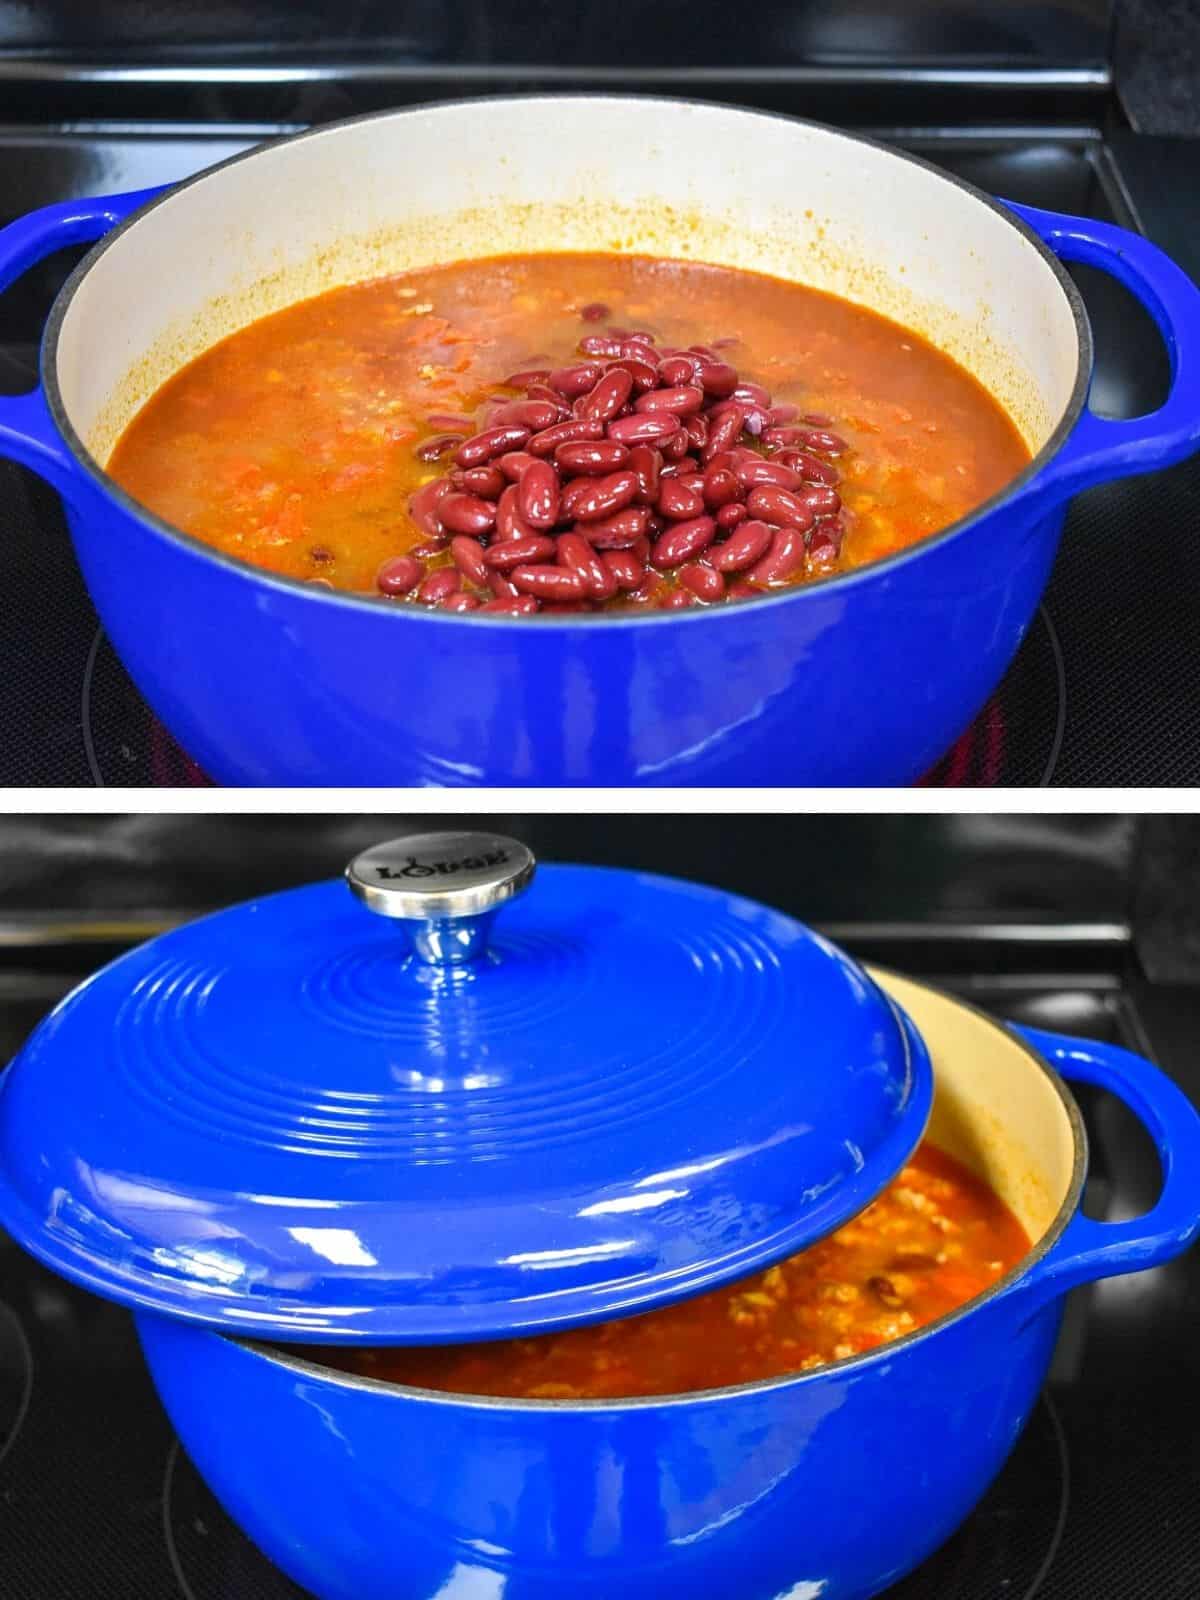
50 98 1083 470
874 971 1078 1243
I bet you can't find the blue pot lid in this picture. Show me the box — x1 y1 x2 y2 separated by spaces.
0 833 932 1344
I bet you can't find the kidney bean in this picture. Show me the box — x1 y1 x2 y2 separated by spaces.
562 468 639 522
661 428 691 463
409 477 454 538
731 381 771 409
511 564 589 601
483 535 558 570
774 448 840 485
683 414 708 454
607 356 658 393
579 334 625 359
746 485 817 532
376 554 424 596
802 429 848 454
662 455 699 479
578 367 635 423
525 384 571 411
702 465 741 508
659 478 705 520
619 338 658 363
676 473 707 498
490 398 563 431
763 426 808 450
495 483 535 542
440 591 481 613
636 384 704 417
479 594 540 615
449 535 489 585
745 524 808 586
716 501 748 532
582 506 651 548
659 588 696 609
807 526 840 576
503 367 551 389
651 514 716 569
695 360 738 398
417 568 461 604
735 457 802 491
709 519 774 573
557 531 618 601
726 580 758 601
488 570 519 599
548 361 605 398
804 412 834 427
767 404 799 425
455 425 531 468
497 450 539 481
608 412 681 446
654 355 693 388
518 459 560 530
601 549 646 591
798 484 842 517
460 465 505 499
439 492 497 536
701 404 746 463
556 439 630 475
712 335 740 349
580 302 610 322
411 539 447 559
678 561 725 602
414 432 464 463
688 343 719 361
529 417 605 456
627 444 662 506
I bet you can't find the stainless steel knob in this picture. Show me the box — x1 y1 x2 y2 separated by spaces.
346 832 535 965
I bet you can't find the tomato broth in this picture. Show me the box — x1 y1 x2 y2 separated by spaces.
108 253 1031 612
307 1142 1031 1400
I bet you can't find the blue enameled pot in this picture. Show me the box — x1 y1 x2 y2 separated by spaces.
0 98 1197 786
134 978 1200 1600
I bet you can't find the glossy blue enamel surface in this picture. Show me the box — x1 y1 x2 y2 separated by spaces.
0 864 929 1341
0 132 1198 785
133 1027 1200 1600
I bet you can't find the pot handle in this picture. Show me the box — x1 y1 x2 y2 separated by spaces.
1011 1024 1200 1308
1004 201 1200 500
0 186 163 492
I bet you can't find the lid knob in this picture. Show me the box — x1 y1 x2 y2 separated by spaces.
345 831 535 966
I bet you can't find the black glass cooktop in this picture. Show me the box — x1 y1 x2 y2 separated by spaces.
0 123 1196 785
1 945 1196 1598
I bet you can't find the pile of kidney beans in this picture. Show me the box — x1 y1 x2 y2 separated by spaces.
378 320 847 614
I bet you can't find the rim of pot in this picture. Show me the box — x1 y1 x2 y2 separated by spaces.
43 95 1093 631
227 976 1088 1409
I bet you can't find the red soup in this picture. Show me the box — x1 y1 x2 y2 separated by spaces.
108 254 1031 615
306 1142 1031 1399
